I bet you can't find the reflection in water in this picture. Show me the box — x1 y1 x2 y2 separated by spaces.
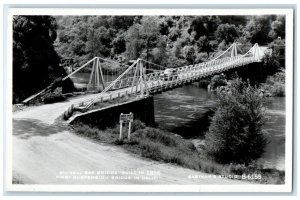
154 85 217 138
154 84 285 171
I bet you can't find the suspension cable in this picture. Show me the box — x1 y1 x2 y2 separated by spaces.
84 59 140 108
241 45 255 58
140 59 169 70
236 44 245 54
210 43 234 61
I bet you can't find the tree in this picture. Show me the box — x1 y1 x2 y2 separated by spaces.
183 45 196 65
13 16 68 103
188 16 220 40
108 16 135 30
204 78 268 165
112 31 126 55
125 24 143 60
262 47 282 74
151 36 169 66
85 26 111 58
139 16 160 62
218 16 248 27
244 15 276 45
268 15 285 40
197 36 214 57
55 16 89 65
210 74 227 90
215 23 239 45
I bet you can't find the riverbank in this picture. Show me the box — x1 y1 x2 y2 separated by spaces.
72 120 285 184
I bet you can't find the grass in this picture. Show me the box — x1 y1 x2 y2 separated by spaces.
72 120 285 184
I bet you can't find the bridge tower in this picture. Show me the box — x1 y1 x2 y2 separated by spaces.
252 43 261 60
131 59 149 96
230 42 238 57
87 57 106 92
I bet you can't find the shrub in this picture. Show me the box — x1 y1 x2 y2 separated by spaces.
43 93 66 104
74 124 100 139
210 74 227 90
197 78 210 88
204 78 268 165
135 128 178 147
262 48 282 74
195 52 208 63
271 82 285 97
260 69 285 97
131 120 146 132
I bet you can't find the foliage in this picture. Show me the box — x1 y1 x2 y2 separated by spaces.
54 15 285 69
151 35 169 66
262 47 282 74
210 74 227 90
188 16 220 40
139 16 160 61
243 15 277 45
205 78 268 165
43 92 66 104
13 16 67 103
218 16 248 27
124 24 143 60
260 69 285 97
268 15 285 40
183 45 196 64
215 23 239 45
196 35 215 57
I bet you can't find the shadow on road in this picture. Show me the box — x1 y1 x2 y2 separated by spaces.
13 119 68 139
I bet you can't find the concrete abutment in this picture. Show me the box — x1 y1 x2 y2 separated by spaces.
69 96 155 129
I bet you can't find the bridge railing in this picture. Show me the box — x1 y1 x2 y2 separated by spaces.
63 43 265 119
95 56 258 97
137 55 258 94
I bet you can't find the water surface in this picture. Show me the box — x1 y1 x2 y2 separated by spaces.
154 84 285 170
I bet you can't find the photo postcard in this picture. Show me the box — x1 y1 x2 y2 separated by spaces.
4 7 294 192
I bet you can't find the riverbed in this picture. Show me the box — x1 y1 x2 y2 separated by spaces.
154 84 285 171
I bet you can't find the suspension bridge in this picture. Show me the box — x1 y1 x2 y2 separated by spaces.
21 42 268 120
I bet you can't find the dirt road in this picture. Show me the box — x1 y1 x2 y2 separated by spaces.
12 94 250 185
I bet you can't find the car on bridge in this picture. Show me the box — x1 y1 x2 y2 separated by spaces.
160 68 178 81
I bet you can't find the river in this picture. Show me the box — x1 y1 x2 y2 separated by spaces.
154 84 285 171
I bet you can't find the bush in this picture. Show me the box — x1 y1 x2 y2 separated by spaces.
260 69 285 97
43 93 66 104
210 74 227 91
195 52 208 63
271 82 285 97
204 78 268 165
262 48 282 74
131 120 146 132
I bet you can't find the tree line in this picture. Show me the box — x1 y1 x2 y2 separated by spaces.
54 15 285 67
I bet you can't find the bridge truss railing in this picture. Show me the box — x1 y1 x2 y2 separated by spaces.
83 55 258 106
63 43 264 119
139 56 259 95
